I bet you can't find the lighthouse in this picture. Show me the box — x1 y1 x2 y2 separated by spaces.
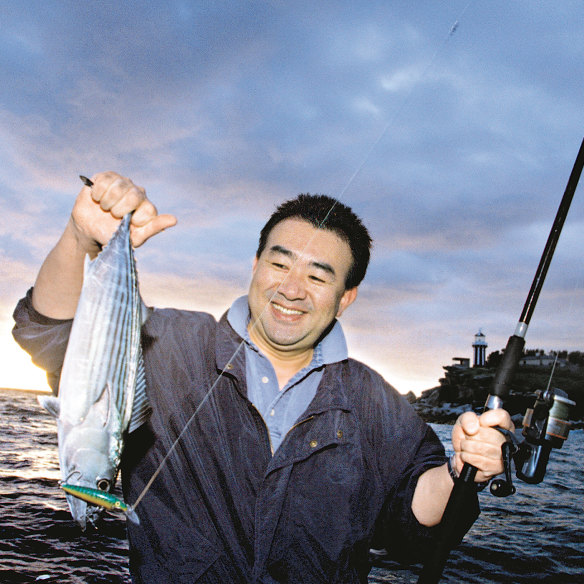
473 329 487 367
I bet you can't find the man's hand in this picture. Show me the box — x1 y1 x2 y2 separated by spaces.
71 171 177 256
32 171 177 319
451 409 515 483
412 409 515 526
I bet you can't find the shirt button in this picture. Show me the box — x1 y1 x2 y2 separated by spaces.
337 430 343 439
262 376 269 383
309 440 318 448
270 409 275 417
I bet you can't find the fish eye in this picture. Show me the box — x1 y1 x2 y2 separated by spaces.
97 479 110 491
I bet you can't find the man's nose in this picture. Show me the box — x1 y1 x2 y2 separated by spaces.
277 267 306 300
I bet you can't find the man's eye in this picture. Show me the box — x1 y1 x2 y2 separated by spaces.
309 275 325 283
272 262 287 270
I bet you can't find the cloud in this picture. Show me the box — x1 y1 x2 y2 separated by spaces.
2 1 584 394
139 269 248 317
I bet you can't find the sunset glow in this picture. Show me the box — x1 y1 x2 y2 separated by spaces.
2 3 584 399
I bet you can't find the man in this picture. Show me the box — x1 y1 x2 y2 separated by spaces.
13 172 512 583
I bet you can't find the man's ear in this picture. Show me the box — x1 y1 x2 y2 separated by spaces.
337 287 358 317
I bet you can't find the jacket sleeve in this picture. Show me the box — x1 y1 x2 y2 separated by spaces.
12 288 73 394
364 372 480 563
374 424 480 564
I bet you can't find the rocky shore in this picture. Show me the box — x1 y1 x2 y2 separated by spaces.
407 363 583 429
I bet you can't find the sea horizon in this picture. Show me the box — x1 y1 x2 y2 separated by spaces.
0 386 51 394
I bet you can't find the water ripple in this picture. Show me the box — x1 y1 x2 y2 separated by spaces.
1 390 582 583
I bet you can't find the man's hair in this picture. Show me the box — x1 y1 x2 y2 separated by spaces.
256 193 372 289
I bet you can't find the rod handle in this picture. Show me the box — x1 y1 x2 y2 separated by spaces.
490 334 526 400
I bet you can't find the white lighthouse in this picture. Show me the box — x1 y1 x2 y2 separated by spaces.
473 329 487 367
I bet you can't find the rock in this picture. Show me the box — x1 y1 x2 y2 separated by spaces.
403 391 417 404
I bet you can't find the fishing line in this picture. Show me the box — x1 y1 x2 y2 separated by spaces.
528 229 584 392
542 271 583 390
131 3 473 512
545 355 558 393
333 0 472 204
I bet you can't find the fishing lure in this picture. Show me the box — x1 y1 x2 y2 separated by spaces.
61 483 140 525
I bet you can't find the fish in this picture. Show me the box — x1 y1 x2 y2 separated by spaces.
39 210 150 529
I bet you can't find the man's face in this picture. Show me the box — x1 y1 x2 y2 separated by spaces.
247 218 357 359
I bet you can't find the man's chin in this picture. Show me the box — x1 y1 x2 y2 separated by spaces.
262 328 313 352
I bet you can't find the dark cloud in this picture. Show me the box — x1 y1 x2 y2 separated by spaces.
2 0 584 392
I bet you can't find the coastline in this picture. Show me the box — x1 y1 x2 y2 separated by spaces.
0 386 51 395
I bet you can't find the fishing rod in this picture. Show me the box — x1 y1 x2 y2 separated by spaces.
418 136 584 584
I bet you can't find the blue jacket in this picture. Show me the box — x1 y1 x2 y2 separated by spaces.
13 291 478 583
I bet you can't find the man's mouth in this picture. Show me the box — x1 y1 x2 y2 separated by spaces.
271 302 304 316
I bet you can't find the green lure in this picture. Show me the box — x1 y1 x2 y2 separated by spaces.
61 483 140 524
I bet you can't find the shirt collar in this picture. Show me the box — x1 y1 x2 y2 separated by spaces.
227 295 348 365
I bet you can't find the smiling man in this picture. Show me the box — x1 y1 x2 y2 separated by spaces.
13 172 512 583
248 214 358 384
249 219 355 356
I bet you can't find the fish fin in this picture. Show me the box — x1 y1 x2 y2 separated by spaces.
127 353 151 433
38 395 60 419
140 300 152 325
83 253 92 277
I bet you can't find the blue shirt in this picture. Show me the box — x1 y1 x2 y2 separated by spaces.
227 295 348 452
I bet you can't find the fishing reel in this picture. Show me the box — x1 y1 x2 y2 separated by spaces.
488 387 575 497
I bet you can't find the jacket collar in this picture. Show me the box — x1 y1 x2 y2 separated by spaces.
215 311 247 383
215 310 353 413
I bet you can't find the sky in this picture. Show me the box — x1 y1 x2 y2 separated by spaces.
1 0 584 395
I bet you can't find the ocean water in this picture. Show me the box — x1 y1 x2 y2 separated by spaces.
0 388 582 583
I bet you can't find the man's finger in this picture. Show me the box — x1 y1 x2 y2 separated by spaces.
131 214 177 248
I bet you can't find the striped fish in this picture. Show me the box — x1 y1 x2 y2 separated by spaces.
39 213 150 529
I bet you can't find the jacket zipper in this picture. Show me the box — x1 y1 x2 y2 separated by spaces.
249 402 275 455
283 415 315 443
